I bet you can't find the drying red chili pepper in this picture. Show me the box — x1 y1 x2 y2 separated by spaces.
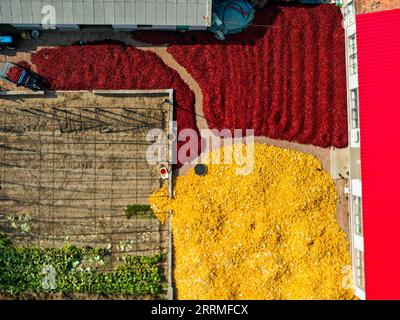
133 4 348 148
6 66 23 83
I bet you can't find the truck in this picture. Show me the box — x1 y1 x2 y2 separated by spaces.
0 61 43 91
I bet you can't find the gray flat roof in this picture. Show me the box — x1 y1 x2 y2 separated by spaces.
0 0 212 27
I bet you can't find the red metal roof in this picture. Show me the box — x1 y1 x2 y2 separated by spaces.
357 9 400 300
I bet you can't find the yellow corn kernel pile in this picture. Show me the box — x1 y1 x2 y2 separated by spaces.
149 143 354 300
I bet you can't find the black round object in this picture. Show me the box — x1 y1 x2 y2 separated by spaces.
194 164 208 176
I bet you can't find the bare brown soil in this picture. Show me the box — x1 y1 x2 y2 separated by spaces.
0 92 170 267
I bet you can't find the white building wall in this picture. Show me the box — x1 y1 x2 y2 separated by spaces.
0 0 212 28
342 0 366 300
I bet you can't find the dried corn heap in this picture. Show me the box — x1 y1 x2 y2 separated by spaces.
149 144 353 299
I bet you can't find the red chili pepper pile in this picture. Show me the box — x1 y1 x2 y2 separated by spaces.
6 66 23 83
133 5 348 148
30 45 198 166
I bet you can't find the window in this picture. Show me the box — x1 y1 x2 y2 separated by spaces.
352 195 363 235
348 34 357 75
348 34 357 56
349 54 357 75
354 249 365 290
350 89 359 129
344 1 355 18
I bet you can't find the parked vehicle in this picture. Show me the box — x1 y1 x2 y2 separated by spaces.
0 34 18 50
0 61 43 91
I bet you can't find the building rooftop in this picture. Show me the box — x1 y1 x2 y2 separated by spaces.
357 8 400 299
355 0 400 14
0 0 212 27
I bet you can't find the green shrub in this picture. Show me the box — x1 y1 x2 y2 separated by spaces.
124 205 154 219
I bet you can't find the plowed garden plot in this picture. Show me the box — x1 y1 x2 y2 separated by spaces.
0 92 171 296
28 45 198 166
133 4 347 148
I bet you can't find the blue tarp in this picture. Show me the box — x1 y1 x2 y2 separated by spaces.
0 36 13 44
209 0 256 40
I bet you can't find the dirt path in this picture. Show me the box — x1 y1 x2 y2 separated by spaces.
124 37 207 130
141 47 207 130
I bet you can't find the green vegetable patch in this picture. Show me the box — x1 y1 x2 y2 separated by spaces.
0 234 164 296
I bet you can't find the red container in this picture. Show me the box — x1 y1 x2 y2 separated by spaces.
160 167 169 179
6 66 23 83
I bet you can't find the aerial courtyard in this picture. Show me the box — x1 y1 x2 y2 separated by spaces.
2 1 397 301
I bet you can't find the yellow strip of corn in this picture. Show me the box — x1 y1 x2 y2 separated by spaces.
149 143 354 299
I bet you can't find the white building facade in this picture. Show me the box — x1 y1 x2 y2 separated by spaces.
341 0 366 300
0 0 212 31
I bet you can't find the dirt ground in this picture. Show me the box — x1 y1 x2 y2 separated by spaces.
0 91 171 268
355 0 400 13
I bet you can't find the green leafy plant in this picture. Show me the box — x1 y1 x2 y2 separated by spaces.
6 215 32 234
124 205 154 219
0 233 164 295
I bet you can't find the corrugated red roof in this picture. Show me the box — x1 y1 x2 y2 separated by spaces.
357 9 400 300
